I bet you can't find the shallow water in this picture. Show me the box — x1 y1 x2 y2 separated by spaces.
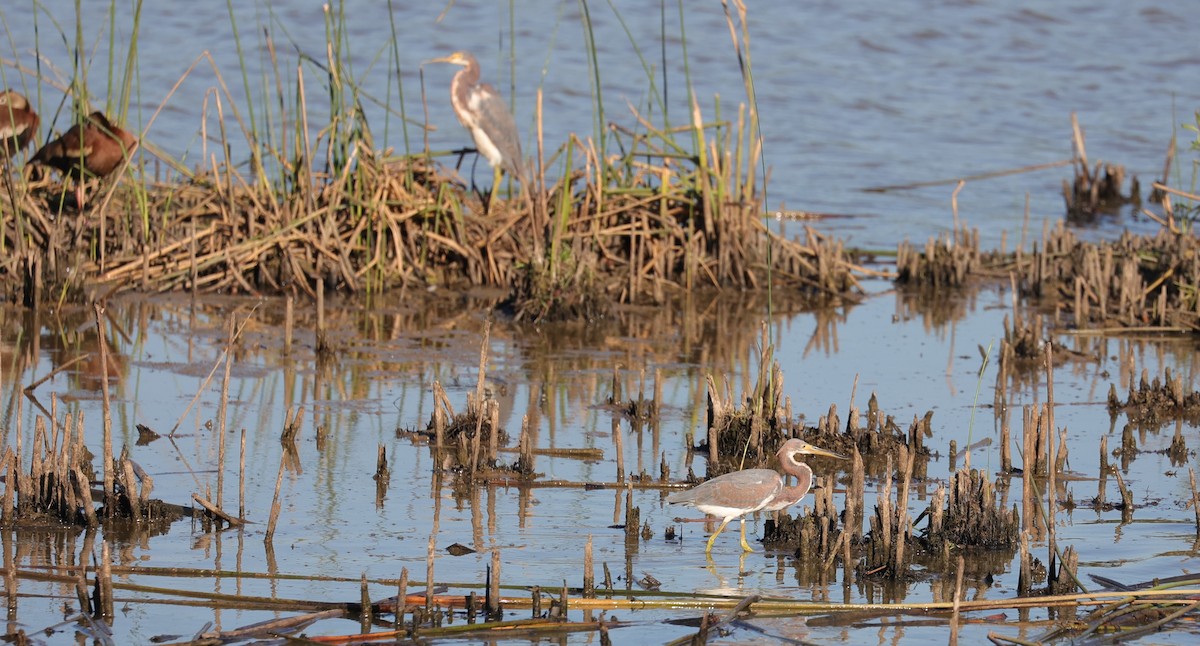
1 1 1195 250
2 0 1200 643
3 282 1200 643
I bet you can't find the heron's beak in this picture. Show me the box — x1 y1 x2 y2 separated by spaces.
801 444 849 461
428 54 465 66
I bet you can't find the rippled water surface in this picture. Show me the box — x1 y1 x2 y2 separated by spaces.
2 1 1200 643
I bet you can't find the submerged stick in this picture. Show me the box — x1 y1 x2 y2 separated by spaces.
861 159 1072 193
193 494 244 526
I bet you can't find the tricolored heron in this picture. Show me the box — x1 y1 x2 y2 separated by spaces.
0 90 39 161
31 111 137 210
428 50 523 208
667 438 847 553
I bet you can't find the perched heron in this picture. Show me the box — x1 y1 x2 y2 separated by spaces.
0 90 39 161
428 50 523 206
667 438 847 553
31 111 137 210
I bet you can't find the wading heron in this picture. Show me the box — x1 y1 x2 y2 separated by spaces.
428 50 523 208
667 438 847 554
0 90 39 161
31 111 137 210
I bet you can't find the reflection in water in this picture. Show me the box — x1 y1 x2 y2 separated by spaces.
696 550 750 596
1 282 1200 641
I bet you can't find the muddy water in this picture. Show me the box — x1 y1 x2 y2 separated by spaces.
3 283 1200 643
1 1 1195 250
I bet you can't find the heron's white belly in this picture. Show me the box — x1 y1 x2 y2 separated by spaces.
470 126 504 169
693 500 770 520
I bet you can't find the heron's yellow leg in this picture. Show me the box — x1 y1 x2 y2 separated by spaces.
705 518 734 554
487 165 503 214
738 518 755 552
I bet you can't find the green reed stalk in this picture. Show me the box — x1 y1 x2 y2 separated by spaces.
72 0 84 108
720 0 769 321
509 0 516 114
117 0 140 121
266 25 288 191
604 1 667 125
385 0 411 162
104 1 115 111
966 341 993 471
578 0 606 191
676 1 696 157
711 95 727 219
113 0 148 242
550 137 575 281
660 0 669 126
324 3 343 175
225 0 266 188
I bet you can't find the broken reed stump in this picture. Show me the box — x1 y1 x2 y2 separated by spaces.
896 226 981 288
924 468 1020 554
700 325 786 477
998 310 1044 373
1018 223 1200 331
1108 367 1200 428
700 329 931 484
891 184 1197 338
2 409 187 530
1063 162 1139 217
705 374 779 475
762 471 841 567
1048 545 1081 595
607 366 657 422
398 380 516 480
803 392 933 480
859 448 916 580
1064 113 1139 219
3 412 92 526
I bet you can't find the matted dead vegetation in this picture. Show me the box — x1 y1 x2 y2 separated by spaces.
0 117 864 322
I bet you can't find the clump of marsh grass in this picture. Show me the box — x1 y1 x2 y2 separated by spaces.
1 1 864 313
507 0 861 321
